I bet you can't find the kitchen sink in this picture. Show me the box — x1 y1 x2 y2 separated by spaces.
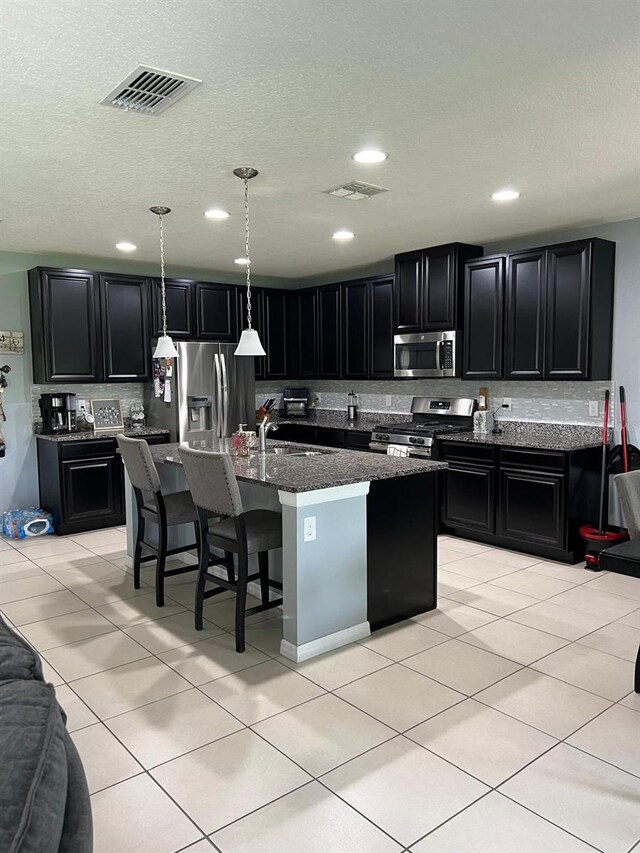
262 447 334 457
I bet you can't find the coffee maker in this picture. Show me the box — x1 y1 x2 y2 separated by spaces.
39 393 77 434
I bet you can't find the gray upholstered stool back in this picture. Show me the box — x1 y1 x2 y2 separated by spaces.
116 434 161 493
180 447 243 517
615 470 640 539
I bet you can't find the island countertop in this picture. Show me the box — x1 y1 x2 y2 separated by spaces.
149 439 446 493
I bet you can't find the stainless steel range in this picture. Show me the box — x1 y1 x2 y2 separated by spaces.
370 397 476 457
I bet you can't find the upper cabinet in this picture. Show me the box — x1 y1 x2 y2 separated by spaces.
236 286 265 379
342 280 369 379
369 276 395 379
318 284 342 379
465 238 615 381
289 288 319 378
29 268 102 383
195 282 237 341
99 275 150 381
262 288 289 380
394 242 483 333
151 278 195 340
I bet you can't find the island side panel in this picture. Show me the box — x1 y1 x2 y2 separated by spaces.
278 483 371 662
367 471 438 630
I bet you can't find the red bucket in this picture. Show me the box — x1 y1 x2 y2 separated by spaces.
579 524 628 568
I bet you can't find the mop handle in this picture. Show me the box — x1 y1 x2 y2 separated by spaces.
597 390 610 534
620 386 629 473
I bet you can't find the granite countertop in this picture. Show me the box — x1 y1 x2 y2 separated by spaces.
34 427 171 442
149 438 446 493
268 409 407 433
438 422 603 452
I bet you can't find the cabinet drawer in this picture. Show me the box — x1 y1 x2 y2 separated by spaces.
438 441 495 464
60 439 117 460
500 448 565 471
315 427 347 448
345 431 372 451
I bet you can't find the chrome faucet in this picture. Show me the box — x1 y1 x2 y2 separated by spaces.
259 416 278 452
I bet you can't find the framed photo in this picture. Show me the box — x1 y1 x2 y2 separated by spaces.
90 398 124 431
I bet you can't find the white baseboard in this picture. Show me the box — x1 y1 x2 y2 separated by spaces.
280 621 371 663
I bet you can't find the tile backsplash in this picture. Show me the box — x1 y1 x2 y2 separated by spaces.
257 379 613 426
31 382 146 423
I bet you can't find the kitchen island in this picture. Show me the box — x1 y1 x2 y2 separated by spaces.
124 440 445 662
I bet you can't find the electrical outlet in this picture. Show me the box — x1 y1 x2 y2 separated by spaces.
77 398 87 411
502 397 512 411
589 400 599 417
303 516 316 542
385 395 392 407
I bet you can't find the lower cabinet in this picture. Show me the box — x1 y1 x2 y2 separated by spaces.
437 441 600 563
37 434 169 535
271 422 372 451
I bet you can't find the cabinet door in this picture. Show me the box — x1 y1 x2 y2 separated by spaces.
263 289 289 379
394 251 423 333
545 241 591 379
237 286 265 379
294 289 319 378
195 282 237 341
61 456 124 527
151 278 194 339
423 244 456 329
30 268 101 382
499 468 566 549
463 257 505 379
504 250 546 379
99 275 150 381
369 276 395 378
442 461 496 533
343 281 369 379
318 284 342 378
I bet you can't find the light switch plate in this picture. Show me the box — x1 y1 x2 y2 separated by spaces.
303 516 316 542
385 395 392 407
589 400 599 417
502 397 512 411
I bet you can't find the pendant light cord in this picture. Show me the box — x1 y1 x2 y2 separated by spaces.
158 213 168 338
243 178 253 330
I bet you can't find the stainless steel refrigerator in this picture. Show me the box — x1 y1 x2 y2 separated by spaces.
146 342 256 443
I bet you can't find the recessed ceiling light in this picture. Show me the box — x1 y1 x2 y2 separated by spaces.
352 149 388 164
234 257 250 265
115 241 137 252
491 189 520 201
204 208 230 220
333 230 355 241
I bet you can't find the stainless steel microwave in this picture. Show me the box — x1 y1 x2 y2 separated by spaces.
394 331 458 378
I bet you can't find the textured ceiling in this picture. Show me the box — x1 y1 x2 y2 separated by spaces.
1 0 639 279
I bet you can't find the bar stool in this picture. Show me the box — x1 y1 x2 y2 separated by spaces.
117 435 215 607
180 446 283 652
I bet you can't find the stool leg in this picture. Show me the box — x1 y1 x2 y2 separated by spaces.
258 551 270 606
235 552 248 653
195 540 210 631
133 517 145 590
156 522 167 608
226 551 235 584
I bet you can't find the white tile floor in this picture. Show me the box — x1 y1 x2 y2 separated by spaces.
1 528 640 852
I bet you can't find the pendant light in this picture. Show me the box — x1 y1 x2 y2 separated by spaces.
233 167 266 356
150 205 180 359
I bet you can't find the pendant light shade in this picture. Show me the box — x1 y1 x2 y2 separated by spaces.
150 205 178 360
232 167 266 357
235 328 266 356
153 334 180 359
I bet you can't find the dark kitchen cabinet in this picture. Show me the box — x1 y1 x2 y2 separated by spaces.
369 276 395 378
37 434 169 535
99 275 150 381
195 282 237 341
437 441 601 563
289 289 319 378
29 268 102 382
499 467 566 550
236 286 265 379
394 242 483 333
318 284 342 378
462 257 505 379
343 281 369 379
263 289 289 379
151 278 195 339
504 250 546 379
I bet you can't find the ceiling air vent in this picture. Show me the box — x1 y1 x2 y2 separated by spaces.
326 180 389 201
100 65 202 115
